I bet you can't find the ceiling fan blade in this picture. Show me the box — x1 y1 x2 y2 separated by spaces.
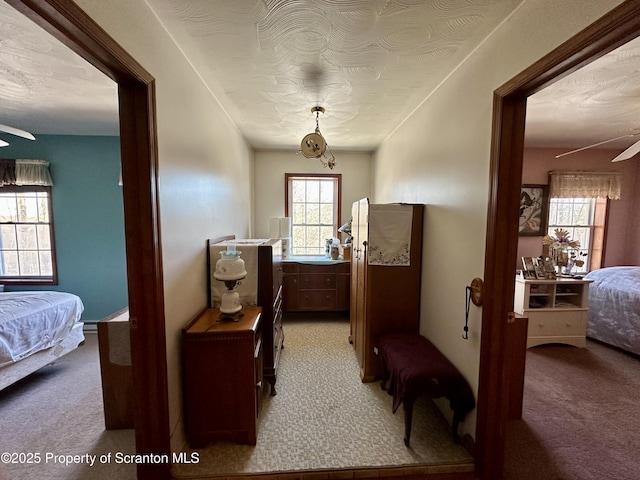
0 124 36 141
555 134 635 158
612 138 640 162
0 139 8 147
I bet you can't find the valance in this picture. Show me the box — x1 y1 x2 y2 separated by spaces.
549 171 621 199
0 159 54 186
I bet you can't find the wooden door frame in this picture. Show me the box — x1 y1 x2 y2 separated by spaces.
7 1 171 479
477 2 640 479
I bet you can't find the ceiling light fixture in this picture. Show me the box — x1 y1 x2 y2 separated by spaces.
298 106 336 169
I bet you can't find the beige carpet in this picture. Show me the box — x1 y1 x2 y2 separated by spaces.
172 317 473 479
0 334 137 480
0 318 473 480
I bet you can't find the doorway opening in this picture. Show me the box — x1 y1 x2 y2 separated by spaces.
7 1 170 479
478 2 640 480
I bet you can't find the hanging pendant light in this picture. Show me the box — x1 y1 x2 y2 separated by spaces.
298 106 336 169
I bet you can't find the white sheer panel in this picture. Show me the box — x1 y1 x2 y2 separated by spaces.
15 159 54 186
549 171 621 199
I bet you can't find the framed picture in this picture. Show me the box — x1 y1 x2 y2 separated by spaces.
521 256 535 272
518 184 549 236
520 257 537 279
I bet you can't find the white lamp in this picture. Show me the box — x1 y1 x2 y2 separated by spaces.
213 244 247 321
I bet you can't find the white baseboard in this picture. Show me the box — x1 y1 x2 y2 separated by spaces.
83 322 98 333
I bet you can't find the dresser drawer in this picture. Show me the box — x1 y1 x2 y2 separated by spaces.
299 290 337 310
282 263 298 274
527 311 586 337
299 273 336 290
336 262 350 273
299 264 336 274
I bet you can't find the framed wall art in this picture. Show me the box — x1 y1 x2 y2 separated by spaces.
518 184 549 236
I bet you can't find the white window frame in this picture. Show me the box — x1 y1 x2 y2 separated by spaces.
285 173 341 256
547 197 595 273
0 186 57 285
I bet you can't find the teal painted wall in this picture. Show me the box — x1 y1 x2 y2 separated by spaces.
1 134 127 322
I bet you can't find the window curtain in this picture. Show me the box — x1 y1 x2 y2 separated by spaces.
549 171 621 199
0 159 53 186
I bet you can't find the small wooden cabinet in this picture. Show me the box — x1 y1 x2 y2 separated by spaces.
282 261 350 312
514 277 593 348
182 306 262 447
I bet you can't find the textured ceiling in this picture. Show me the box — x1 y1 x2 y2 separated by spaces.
144 0 523 150
1 0 640 155
0 1 118 136
526 34 640 150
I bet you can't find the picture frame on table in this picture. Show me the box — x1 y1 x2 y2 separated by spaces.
518 184 549 236
520 257 537 279
532 257 546 279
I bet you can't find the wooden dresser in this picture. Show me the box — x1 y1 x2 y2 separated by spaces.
182 306 262 448
257 239 284 395
282 260 350 312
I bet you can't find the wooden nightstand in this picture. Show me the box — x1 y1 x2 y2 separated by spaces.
182 306 263 447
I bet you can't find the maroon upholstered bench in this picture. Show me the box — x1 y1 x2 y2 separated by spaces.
377 333 475 446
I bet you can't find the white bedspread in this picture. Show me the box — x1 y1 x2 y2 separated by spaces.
585 267 640 355
0 291 84 367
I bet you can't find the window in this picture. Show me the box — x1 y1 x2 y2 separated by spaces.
547 197 607 272
0 186 57 284
285 174 341 256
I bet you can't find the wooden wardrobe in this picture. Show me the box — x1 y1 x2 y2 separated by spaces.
350 198 424 382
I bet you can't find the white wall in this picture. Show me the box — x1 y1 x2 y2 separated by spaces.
253 150 372 240
75 0 254 451
373 0 625 439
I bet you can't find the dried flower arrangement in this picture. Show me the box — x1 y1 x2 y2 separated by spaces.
542 228 581 250
542 228 587 273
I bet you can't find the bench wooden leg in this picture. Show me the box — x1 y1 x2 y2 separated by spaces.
402 396 415 447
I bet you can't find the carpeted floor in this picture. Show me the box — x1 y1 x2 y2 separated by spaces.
0 318 472 480
0 333 137 480
3 319 638 479
172 317 473 478
504 339 640 480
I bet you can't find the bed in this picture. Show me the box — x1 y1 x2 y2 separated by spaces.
585 266 640 356
0 291 85 391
